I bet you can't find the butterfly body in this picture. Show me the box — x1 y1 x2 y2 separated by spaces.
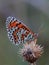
6 16 37 45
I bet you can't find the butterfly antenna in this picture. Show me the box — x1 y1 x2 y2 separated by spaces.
33 23 44 42
37 23 44 36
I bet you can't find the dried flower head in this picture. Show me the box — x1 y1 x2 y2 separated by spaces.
20 39 43 64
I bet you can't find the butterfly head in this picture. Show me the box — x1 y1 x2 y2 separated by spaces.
34 33 38 38
32 33 38 43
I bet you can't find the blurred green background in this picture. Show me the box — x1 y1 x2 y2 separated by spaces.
0 0 49 65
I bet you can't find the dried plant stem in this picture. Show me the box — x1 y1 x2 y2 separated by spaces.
31 62 36 65
28 63 36 65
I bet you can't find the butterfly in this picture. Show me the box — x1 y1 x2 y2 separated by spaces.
6 16 38 45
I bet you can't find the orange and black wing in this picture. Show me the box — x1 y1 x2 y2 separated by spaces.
6 16 36 45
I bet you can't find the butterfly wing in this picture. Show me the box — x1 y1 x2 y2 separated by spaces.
6 16 35 45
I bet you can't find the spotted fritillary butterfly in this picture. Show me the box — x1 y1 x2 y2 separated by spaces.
6 16 38 45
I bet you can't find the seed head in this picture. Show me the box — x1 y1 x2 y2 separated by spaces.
20 39 43 63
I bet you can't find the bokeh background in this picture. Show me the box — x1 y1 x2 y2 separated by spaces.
0 0 49 65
